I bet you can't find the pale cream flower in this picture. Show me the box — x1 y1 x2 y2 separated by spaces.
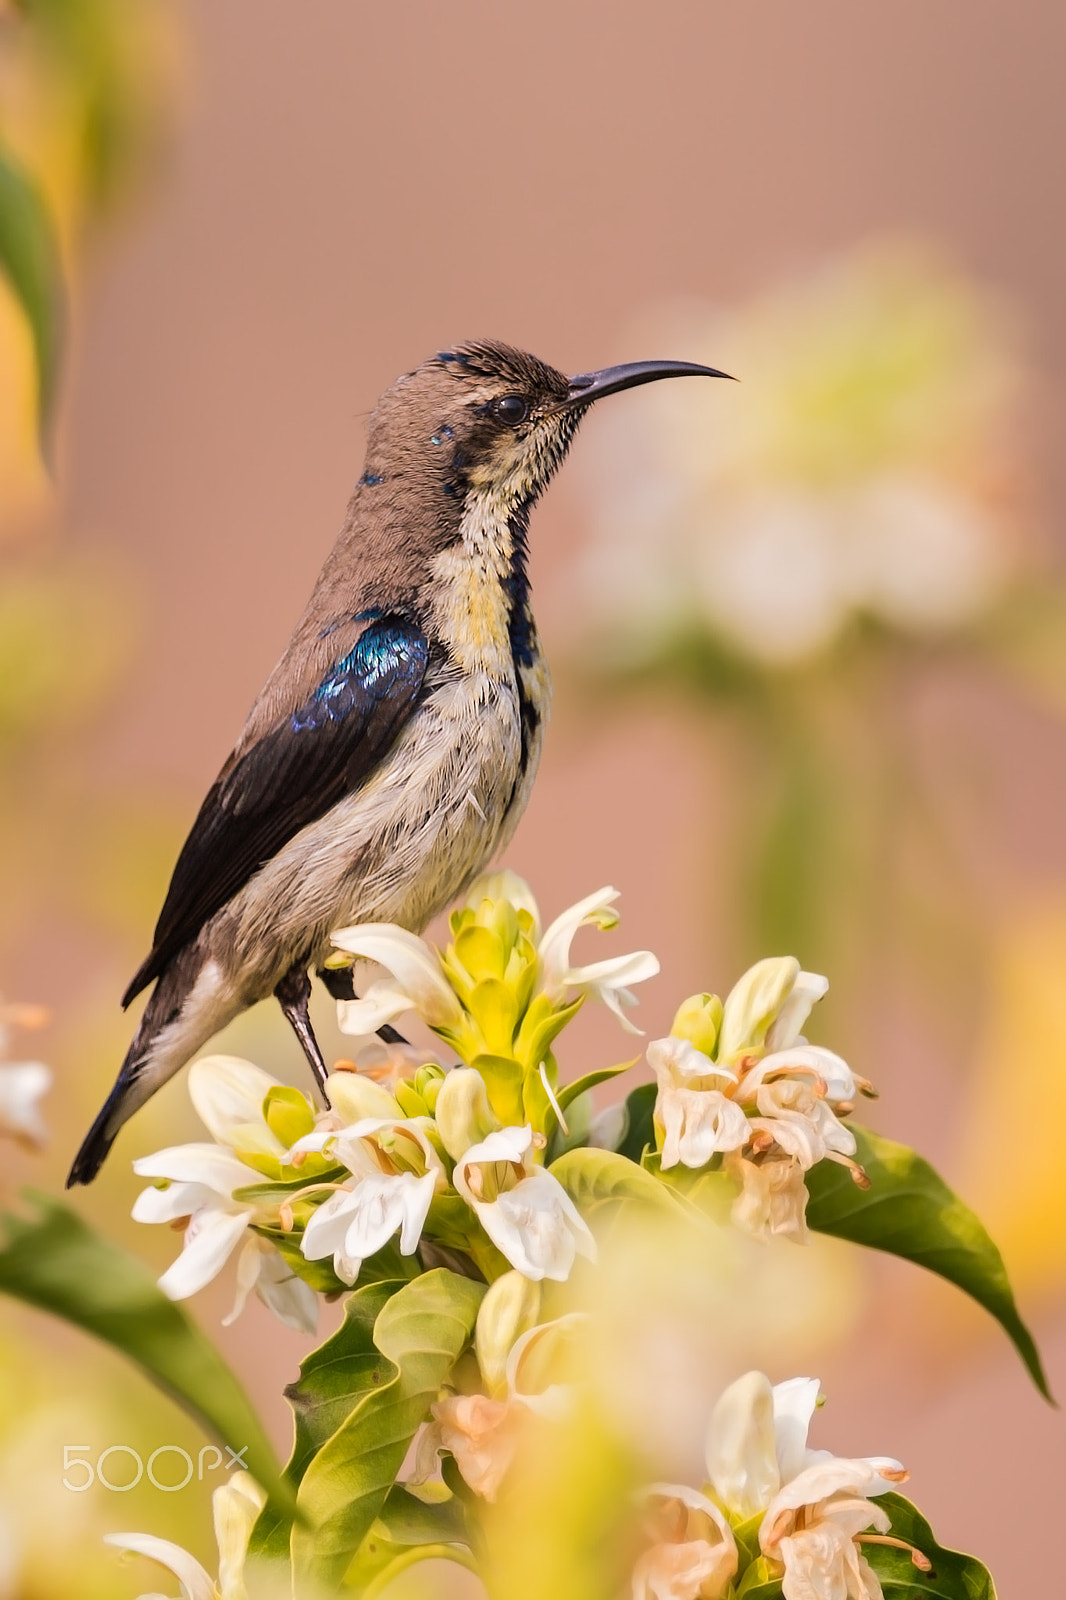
631 1484 738 1600
416 1303 583 1500
650 959 872 1241
106 1471 264 1600
706 1372 908 1600
0 1001 50 1150
453 1125 597 1282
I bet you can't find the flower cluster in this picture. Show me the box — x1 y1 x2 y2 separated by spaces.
574 242 1027 669
633 1371 920 1600
647 958 875 1241
132 875 654 1322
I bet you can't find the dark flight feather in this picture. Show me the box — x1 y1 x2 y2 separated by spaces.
122 615 429 1005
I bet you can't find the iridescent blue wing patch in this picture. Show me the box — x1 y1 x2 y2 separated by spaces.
124 616 429 1004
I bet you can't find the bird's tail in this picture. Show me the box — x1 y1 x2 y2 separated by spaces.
66 954 220 1187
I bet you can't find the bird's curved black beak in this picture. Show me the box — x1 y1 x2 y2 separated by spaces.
561 358 735 409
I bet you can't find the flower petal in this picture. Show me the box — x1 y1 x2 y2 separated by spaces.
0 1060 50 1146
158 1208 251 1301
187 1055 284 1146
133 1144 254 1196
470 1169 596 1282
324 1070 404 1123
465 869 541 930
330 924 463 1027
706 1370 781 1519
213 1472 266 1600
764 970 830 1052
538 887 622 998
771 1377 821 1484
104 1532 215 1600
336 982 422 1036
718 957 800 1061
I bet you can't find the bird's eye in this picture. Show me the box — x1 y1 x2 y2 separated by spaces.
493 394 530 425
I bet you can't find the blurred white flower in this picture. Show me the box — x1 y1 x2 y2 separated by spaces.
106 1470 264 1600
631 1484 738 1600
574 242 1026 668
0 1001 50 1150
453 1125 597 1282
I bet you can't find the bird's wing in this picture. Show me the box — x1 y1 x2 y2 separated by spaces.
122 613 430 1005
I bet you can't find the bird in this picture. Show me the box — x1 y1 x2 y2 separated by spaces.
67 339 731 1185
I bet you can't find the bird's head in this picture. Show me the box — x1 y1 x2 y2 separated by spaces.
361 339 732 526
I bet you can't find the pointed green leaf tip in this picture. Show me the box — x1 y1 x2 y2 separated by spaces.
868 1493 998 1598
806 1128 1051 1401
0 147 65 453
0 1191 284 1500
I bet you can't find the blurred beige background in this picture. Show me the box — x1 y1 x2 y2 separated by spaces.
4 1 1066 1593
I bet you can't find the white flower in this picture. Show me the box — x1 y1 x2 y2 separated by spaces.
647 1037 747 1169
0 1061 50 1149
648 960 872 1241
132 1057 319 1333
0 1000 50 1149
106 1470 264 1599
537 885 661 1032
631 1484 738 1600
329 878 659 1045
329 924 464 1035
707 1372 908 1600
453 1125 597 1282
295 1117 443 1286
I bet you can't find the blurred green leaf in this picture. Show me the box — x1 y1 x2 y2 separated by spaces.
0 1192 284 1498
0 147 65 448
807 1128 1050 1399
869 1493 997 1597
615 1081 657 1164
260 1270 483 1588
734 1556 784 1599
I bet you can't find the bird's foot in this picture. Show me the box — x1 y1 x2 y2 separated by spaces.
274 963 329 1099
315 964 410 1047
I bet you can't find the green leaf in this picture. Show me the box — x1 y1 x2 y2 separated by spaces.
806 1127 1050 1400
0 147 65 448
250 1278 400 1561
0 1192 284 1500
549 1146 679 1217
868 1492 997 1598
557 1059 636 1112
614 1081 657 1163
376 1484 468 1547
290 1269 484 1588
734 1556 784 1599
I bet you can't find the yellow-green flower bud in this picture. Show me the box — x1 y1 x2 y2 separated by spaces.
434 1066 499 1161
670 992 724 1058
717 956 801 1061
475 1270 542 1397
